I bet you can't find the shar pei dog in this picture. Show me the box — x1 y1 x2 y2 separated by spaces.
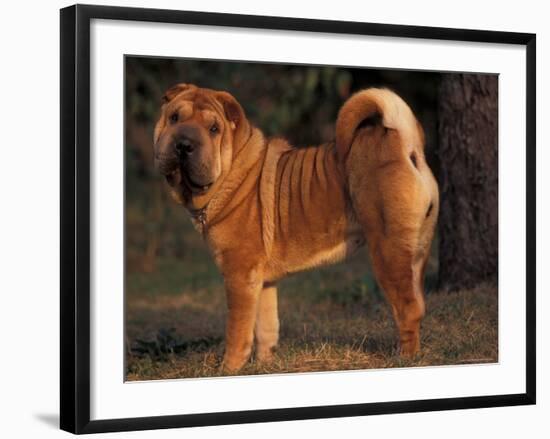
153 83 439 372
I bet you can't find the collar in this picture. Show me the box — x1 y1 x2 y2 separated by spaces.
189 205 208 236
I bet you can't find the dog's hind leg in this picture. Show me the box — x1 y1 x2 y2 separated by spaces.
367 234 428 356
352 161 436 356
350 157 436 356
254 283 279 363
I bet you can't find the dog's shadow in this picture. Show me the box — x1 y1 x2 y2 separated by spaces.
129 327 223 360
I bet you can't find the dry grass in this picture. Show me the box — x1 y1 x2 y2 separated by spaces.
125 252 497 381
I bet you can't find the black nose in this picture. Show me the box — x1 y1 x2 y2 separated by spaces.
175 138 195 155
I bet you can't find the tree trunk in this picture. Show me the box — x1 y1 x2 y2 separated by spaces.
437 74 498 291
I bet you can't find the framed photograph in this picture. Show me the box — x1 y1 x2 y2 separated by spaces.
60 4 536 434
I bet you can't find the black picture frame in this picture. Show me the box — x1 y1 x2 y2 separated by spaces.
60 4 536 434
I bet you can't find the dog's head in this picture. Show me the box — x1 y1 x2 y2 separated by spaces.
153 83 247 205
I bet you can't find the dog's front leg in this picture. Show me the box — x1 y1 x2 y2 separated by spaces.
254 283 279 363
222 268 263 373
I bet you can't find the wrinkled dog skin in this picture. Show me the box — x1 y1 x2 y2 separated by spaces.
153 84 439 372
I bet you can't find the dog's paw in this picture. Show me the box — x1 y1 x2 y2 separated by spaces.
221 353 249 374
399 337 421 358
255 346 277 364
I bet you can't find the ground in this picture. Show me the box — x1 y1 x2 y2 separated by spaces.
125 220 498 380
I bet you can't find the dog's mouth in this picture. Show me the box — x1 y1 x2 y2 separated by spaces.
164 167 213 195
185 174 213 195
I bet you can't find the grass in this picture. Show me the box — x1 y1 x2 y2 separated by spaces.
125 239 497 380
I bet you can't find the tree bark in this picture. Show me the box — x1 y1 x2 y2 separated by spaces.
437 74 498 291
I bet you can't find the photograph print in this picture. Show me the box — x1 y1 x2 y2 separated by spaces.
124 56 498 380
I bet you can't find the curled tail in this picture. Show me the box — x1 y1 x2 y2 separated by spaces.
335 88 419 163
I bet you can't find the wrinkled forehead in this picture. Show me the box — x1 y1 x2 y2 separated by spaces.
165 91 222 123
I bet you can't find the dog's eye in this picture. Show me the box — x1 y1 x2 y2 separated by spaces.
209 124 219 134
169 112 179 123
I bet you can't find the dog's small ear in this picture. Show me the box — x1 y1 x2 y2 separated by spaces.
215 91 245 129
161 83 191 104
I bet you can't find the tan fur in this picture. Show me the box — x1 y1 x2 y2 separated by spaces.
154 85 438 372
